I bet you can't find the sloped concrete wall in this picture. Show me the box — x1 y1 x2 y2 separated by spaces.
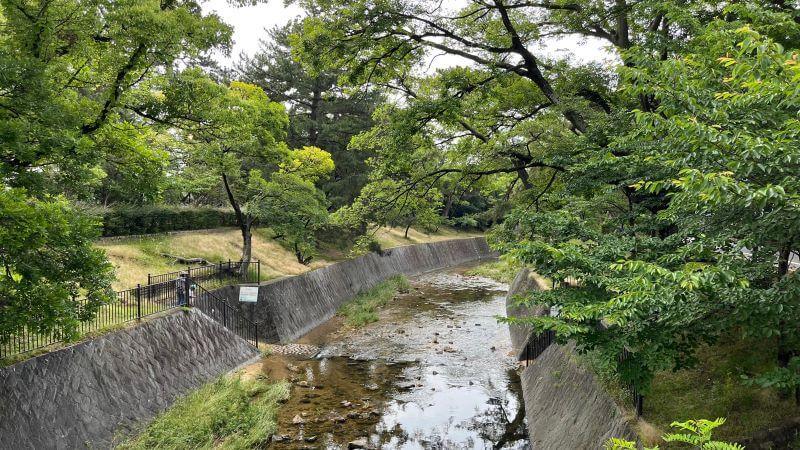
505 269 637 449
506 268 549 359
229 237 495 342
0 309 260 450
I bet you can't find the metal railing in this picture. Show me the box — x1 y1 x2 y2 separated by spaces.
519 328 644 417
520 329 556 363
148 260 260 289
1 260 261 360
618 347 644 417
191 281 258 348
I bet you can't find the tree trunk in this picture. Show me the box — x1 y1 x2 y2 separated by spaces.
442 194 454 218
776 244 797 402
241 222 252 265
404 223 412 239
222 172 253 272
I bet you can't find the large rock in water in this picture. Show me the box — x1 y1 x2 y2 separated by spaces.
505 268 638 449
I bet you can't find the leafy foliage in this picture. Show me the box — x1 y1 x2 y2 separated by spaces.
605 418 743 450
0 189 114 341
0 0 231 340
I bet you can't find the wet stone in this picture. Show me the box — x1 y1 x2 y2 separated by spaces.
265 268 527 450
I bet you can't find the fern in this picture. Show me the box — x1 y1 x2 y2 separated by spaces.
606 417 743 450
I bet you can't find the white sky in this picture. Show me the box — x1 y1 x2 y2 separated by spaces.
203 0 616 71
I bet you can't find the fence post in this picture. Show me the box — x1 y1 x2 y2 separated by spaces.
255 323 259 348
136 284 142 320
636 394 643 417
147 273 151 286
187 276 192 307
257 260 260 284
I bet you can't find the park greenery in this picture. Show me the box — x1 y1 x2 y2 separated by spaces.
2 0 800 443
338 275 411 327
119 375 289 449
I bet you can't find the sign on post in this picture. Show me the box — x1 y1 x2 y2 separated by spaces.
239 286 259 303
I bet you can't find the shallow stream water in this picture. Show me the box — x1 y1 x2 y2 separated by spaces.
253 267 529 450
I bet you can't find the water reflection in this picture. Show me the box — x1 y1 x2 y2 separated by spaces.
264 270 529 449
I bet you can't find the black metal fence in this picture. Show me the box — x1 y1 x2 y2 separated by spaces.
148 260 260 289
518 329 644 417
1 260 261 360
618 347 644 417
520 329 556 363
192 282 258 348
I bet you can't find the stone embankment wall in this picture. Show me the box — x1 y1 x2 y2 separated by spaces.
224 237 495 342
506 269 638 449
0 309 260 450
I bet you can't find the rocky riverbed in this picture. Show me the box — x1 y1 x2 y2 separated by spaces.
245 267 529 449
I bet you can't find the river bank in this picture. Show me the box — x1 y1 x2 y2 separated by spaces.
245 266 529 449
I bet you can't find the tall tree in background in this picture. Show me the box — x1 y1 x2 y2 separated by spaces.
238 22 381 208
134 69 334 265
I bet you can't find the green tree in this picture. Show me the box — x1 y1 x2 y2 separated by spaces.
138 70 290 264
137 71 335 265
0 189 114 343
495 5 800 396
247 145 335 265
0 0 231 340
238 22 381 208
292 0 800 403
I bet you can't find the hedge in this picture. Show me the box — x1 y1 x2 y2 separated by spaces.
94 205 238 237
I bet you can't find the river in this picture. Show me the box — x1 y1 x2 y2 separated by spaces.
245 266 529 450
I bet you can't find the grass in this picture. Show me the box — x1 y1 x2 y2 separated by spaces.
97 228 337 290
118 375 289 450
338 275 411 327
373 226 482 249
98 226 478 290
464 259 521 284
642 336 800 445
582 335 800 447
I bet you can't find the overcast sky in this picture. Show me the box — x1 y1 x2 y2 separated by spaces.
204 0 616 71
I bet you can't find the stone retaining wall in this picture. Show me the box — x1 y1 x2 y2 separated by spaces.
224 237 495 343
0 309 260 449
505 269 638 449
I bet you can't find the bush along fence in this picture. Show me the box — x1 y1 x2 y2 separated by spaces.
519 329 644 417
0 261 261 360
95 205 238 237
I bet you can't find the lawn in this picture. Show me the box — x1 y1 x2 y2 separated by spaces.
98 226 479 290
641 335 800 446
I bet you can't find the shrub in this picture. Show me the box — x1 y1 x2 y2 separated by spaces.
92 205 238 237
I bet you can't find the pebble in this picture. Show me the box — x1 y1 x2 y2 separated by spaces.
348 438 369 449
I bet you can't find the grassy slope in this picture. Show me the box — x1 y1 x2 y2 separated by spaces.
119 375 289 449
337 275 411 327
98 226 479 290
642 336 800 445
